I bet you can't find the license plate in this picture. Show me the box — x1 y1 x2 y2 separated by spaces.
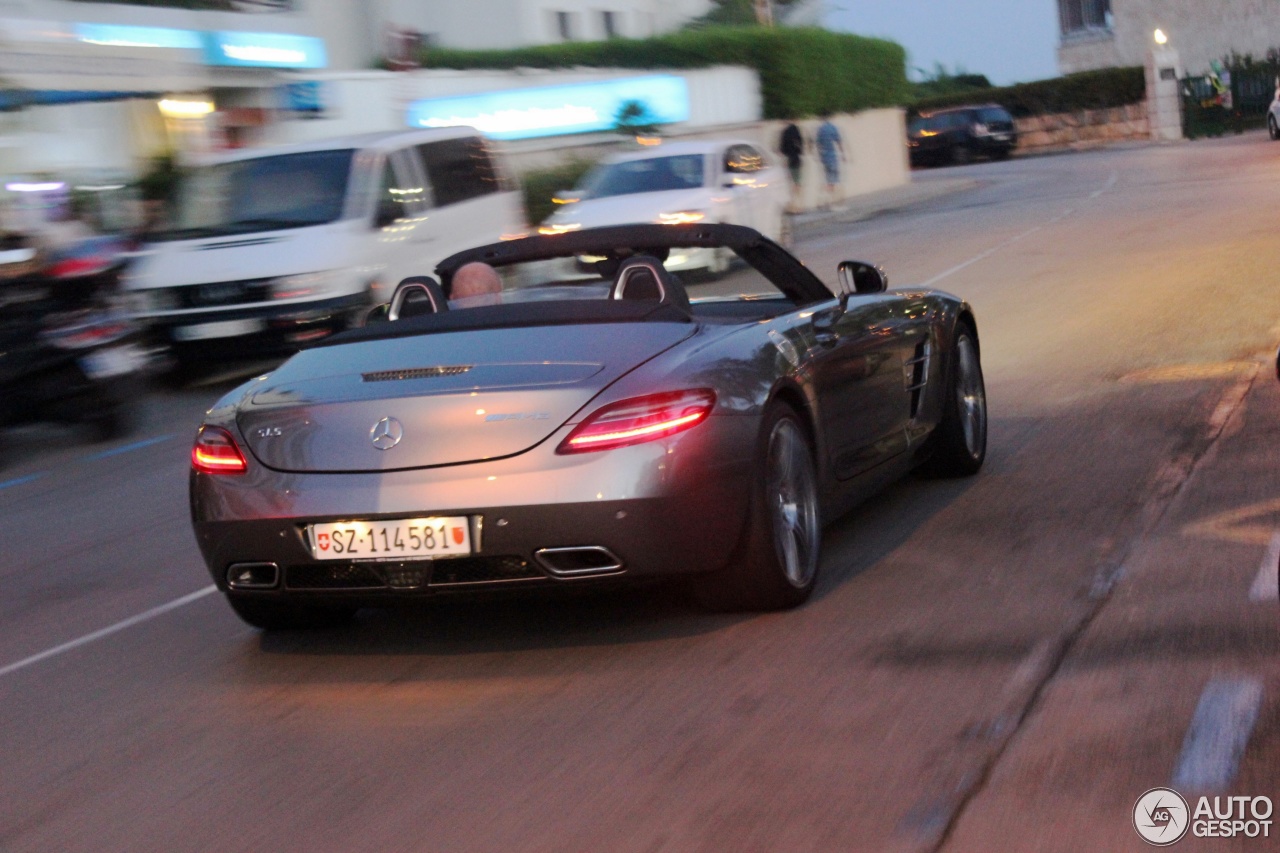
172 318 265 341
80 345 144 379
308 517 472 561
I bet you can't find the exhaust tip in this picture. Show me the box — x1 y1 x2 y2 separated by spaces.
534 546 624 578
227 562 280 590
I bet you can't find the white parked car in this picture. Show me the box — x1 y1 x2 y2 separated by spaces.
541 140 791 275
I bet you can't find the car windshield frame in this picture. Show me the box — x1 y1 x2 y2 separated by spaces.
153 149 357 241
580 154 708 199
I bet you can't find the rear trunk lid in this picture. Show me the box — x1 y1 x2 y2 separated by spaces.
237 322 695 472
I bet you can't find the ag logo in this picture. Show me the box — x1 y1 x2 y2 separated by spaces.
1134 787 1190 846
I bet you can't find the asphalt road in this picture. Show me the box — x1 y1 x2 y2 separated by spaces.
3 135 1279 853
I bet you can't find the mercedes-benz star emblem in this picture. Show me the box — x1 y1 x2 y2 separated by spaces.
370 417 404 450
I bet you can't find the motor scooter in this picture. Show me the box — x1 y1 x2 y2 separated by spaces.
0 234 148 444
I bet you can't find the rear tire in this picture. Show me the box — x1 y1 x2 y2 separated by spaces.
691 403 821 611
920 325 987 477
227 596 356 630
1270 114 1280 140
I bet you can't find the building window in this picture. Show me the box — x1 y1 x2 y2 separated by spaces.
1059 0 1111 36
554 11 575 41
602 11 619 39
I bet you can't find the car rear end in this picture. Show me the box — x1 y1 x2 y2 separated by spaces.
190 319 756 605
968 106 1018 159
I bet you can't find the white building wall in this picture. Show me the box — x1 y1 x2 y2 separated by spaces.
308 0 712 68
1060 0 1280 75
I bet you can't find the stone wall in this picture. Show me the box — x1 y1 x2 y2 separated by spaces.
1014 103 1149 153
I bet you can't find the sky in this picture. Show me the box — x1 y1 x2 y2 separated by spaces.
823 1 1062 86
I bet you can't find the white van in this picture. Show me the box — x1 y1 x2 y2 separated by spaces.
125 127 524 365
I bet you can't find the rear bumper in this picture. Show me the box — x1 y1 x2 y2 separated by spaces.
191 413 759 602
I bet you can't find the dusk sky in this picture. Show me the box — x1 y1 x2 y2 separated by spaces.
824 1 1062 86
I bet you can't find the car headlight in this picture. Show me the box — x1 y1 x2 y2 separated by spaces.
272 270 345 301
657 210 706 225
538 222 582 235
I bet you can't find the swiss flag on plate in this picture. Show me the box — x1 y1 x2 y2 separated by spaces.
317 532 330 551
452 527 465 545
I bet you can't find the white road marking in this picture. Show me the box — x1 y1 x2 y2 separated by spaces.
1171 677 1264 792
1249 531 1280 602
919 171 1116 288
1089 170 1119 199
0 586 218 679
920 225 1044 287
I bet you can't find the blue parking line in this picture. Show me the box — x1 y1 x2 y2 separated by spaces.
83 434 174 462
0 473 45 491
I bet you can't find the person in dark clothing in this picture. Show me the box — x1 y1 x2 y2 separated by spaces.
779 121 804 213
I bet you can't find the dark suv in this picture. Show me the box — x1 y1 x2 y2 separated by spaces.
907 104 1018 166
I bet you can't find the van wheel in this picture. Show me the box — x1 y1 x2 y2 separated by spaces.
1269 114 1280 140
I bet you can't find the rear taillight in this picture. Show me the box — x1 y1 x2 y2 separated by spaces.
192 426 248 475
558 389 716 454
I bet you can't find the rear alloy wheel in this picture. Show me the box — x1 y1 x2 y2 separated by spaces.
227 596 356 631
692 403 821 611
920 326 987 477
1270 114 1280 140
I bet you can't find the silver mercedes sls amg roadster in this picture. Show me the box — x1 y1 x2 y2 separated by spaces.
190 224 986 628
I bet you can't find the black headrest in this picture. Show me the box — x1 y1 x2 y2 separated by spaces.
609 255 690 312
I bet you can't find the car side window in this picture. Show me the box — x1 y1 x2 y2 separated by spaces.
417 137 501 208
374 160 411 226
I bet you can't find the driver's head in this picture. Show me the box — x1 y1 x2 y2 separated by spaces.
450 262 503 307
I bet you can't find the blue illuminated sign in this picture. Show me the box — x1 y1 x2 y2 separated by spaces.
74 23 203 50
204 31 327 69
405 75 691 140
74 23 326 69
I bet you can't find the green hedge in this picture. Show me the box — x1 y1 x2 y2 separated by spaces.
522 160 596 225
420 27 908 120
911 66 1146 117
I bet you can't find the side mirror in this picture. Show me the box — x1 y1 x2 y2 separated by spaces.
837 260 888 296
